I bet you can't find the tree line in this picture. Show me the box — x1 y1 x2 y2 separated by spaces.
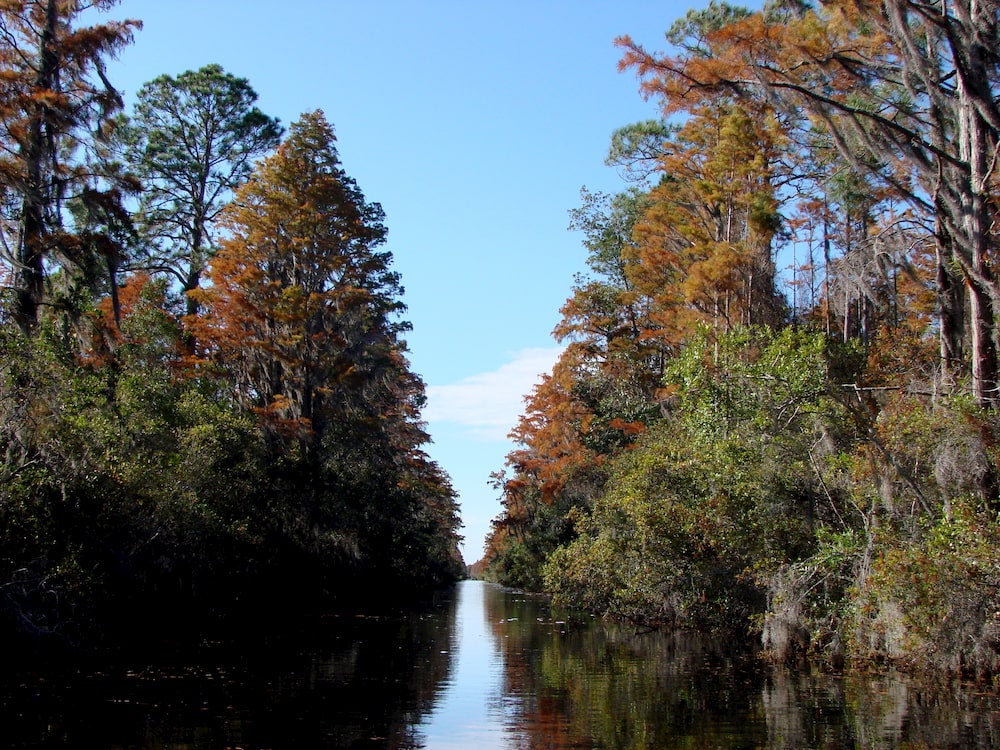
0 0 463 650
482 0 1000 678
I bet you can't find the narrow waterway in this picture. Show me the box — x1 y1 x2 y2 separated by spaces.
3 580 1000 748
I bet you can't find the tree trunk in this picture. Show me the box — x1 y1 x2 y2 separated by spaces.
12 0 59 335
936 233 964 382
968 277 997 406
956 37 998 408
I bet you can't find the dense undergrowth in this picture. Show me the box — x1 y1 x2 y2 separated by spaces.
0 314 463 654
485 329 1000 678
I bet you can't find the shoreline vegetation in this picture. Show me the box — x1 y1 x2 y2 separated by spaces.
480 0 1000 681
0 2 462 655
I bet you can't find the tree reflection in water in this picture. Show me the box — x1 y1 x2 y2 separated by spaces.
2 581 999 748
0 595 459 750
480 582 1000 750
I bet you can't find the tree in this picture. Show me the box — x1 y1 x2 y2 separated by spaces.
121 64 282 313
188 109 404 444
560 188 661 368
0 0 139 333
617 0 1000 405
637 103 786 335
189 110 462 586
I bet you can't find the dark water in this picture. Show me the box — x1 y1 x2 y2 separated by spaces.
3 580 1000 748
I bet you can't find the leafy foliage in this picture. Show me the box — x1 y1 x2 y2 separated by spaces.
483 0 1000 678
543 328 836 633
0 10 461 649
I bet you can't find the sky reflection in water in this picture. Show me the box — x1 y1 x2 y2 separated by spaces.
415 581 507 749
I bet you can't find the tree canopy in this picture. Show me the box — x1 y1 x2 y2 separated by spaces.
119 64 282 311
0 3 461 650
483 0 1000 679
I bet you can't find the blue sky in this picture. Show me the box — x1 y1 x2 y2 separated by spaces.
98 1 691 560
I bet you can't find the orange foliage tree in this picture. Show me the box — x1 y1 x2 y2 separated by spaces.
484 190 660 581
187 110 408 444
188 109 462 584
629 102 786 338
617 0 1000 405
0 0 139 333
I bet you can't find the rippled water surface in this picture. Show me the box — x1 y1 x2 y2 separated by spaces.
3 580 1000 748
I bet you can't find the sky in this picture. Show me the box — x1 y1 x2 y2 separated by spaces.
96 0 691 561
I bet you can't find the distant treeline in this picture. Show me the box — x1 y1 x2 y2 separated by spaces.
0 2 462 651
483 0 1000 679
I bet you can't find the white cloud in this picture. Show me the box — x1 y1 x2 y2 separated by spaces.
424 346 563 442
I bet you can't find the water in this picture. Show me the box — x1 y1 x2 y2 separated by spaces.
3 580 1000 748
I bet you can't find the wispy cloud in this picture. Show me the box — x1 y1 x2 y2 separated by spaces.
424 346 562 442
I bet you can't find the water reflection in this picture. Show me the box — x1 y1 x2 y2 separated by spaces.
413 579 505 748
478 581 1000 749
0 595 460 749
482 582 771 748
1 580 999 748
